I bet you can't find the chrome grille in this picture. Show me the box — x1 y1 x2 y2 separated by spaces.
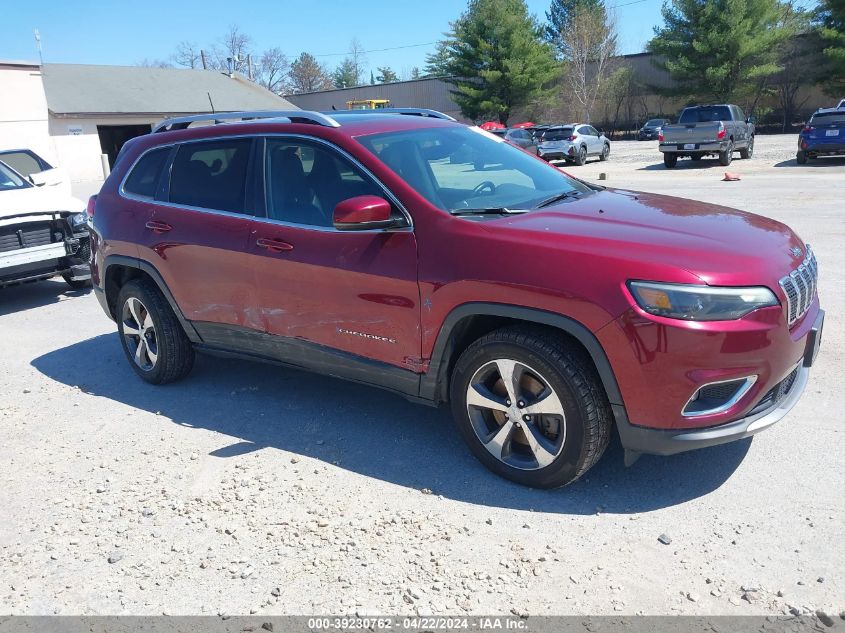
779 246 817 326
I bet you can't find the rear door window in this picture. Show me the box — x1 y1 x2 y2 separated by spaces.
169 138 253 213
123 147 171 199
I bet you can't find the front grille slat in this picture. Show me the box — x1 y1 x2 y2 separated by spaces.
779 246 817 327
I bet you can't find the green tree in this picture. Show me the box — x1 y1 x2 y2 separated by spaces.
544 0 607 59
332 58 359 88
376 66 399 83
647 0 795 103
439 0 559 124
817 0 845 94
424 39 454 77
410 67 422 79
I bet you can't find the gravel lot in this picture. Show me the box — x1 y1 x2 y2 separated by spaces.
1 135 843 617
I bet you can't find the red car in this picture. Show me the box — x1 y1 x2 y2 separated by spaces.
89 109 823 488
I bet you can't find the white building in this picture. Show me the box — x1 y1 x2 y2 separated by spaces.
0 61 297 183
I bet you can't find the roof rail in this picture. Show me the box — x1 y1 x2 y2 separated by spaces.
330 108 456 121
152 110 341 133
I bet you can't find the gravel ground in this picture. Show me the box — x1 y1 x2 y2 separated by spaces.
0 135 843 617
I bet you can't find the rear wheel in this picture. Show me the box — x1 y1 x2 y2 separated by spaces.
574 146 587 166
663 153 678 169
740 136 754 159
116 279 194 384
796 150 807 165
719 141 734 166
449 327 612 488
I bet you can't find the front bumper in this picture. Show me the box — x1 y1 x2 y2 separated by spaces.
616 309 823 458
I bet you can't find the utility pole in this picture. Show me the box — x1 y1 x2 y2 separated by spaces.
200 49 208 70
247 54 254 81
34 29 43 64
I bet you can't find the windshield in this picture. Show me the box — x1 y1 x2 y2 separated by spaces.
542 128 574 141
0 161 31 191
645 119 664 127
679 106 731 124
357 126 592 213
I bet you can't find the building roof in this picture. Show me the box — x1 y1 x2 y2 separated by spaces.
41 63 296 115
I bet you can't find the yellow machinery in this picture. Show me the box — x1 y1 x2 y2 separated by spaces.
346 99 391 110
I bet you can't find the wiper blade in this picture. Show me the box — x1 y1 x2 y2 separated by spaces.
449 207 528 216
535 190 584 209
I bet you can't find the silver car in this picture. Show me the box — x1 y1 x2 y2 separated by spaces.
537 124 610 166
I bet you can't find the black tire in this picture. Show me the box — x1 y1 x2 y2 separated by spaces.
116 278 194 385
739 136 754 159
574 146 587 166
449 327 612 488
719 141 734 166
62 274 92 290
663 153 678 169
599 143 610 161
796 150 807 165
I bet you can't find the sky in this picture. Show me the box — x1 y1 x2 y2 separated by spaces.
2 0 664 78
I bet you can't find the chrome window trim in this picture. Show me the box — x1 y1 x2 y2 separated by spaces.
682 375 758 418
117 133 413 233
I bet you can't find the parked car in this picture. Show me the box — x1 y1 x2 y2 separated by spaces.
0 157 91 289
638 118 670 141
796 108 845 164
659 104 755 168
0 148 73 198
537 124 610 165
489 127 538 154
90 108 822 488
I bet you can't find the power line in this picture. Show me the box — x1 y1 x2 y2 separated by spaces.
607 0 651 9
314 41 438 58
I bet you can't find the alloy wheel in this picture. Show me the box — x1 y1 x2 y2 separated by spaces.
465 358 567 470
121 297 158 371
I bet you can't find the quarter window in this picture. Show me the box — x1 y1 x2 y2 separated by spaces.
264 139 387 227
123 147 171 199
169 138 253 213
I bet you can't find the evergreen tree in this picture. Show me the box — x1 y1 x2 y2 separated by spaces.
544 0 607 59
377 67 399 83
439 0 559 124
288 52 333 93
647 0 795 103
332 58 359 88
817 0 845 94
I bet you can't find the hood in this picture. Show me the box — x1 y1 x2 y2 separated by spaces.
0 186 85 220
487 189 805 286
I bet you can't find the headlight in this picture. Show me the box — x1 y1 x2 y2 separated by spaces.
70 212 88 230
628 281 779 321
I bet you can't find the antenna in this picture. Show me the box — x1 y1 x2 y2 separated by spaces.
34 29 43 64
207 92 215 114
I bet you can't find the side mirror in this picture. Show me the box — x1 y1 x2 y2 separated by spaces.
333 195 396 231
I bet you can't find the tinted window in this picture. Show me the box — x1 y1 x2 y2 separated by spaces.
679 106 732 123
0 161 31 191
586 126 599 136
0 151 44 178
811 112 845 124
169 138 252 212
543 128 573 141
123 147 170 198
265 139 386 227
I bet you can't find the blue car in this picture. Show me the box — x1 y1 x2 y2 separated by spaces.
797 107 845 164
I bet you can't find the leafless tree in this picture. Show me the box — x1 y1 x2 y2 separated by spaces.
561 6 617 122
208 25 253 74
172 41 201 69
347 37 368 86
255 47 291 94
136 58 172 68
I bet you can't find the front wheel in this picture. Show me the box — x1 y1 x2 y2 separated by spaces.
116 279 195 384
599 143 610 161
663 153 678 169
740 136 754 159
449 327 612 488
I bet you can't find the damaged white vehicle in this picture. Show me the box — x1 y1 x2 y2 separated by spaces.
0 151 91 289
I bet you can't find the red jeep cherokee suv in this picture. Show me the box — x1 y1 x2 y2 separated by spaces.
89 109 824 488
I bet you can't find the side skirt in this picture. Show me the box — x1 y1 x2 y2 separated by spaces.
193 322 427 404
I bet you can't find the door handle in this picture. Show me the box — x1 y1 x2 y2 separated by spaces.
256 237 294 253
145 220 172 234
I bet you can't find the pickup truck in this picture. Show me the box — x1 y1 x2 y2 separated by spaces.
659 104 755 168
